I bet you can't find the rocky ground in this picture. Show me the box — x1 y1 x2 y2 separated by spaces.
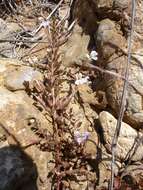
0 0 143 190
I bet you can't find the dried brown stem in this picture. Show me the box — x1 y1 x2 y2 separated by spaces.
109 1 136 189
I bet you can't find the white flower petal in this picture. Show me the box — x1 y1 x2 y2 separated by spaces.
90 50 98 61
41 20 50 28
75 76 90 85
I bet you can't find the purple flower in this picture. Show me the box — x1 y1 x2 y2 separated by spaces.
74 131 90 145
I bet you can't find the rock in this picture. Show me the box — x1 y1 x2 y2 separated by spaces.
0 58 22 67
65 98 98 135
77 84 97 105
93 142 121 189
0 58 42 91
62 24 90 67
84 127 98 159
96 19 126 60
83 103 98 124
99 111 143 161
104 55 143 127
0 87 52 145
0 18 7 33
0 19 21 58
121 162 143 189
0 86 53 189
94 0 130 12
95 17 143 128
70 181 87 190
0 145 38 190
98 159 121 189
0 58 21 87
93 2 143 128
0 20 21 40
71 0 98 34
113 0 129 10
5 66 42 91
70 172 96 190
0 42 13 58
95 0 113 9
59 4 69 20
71 0 131 34
24 146 54 190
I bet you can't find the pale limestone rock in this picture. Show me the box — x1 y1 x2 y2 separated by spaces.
0 58 42 91
94 8 143 128
77 84 98 105
0 19 21 58
0 87 52 145
0 18 7 33
0 58 22 67
62 24 90 67
121 162 143 185
104 55 143 127
99 111 143 161
0 58 23 87
0 86 53 189
5 66 42 91
96 19 126 60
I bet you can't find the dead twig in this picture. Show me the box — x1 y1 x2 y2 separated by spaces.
109 1 136 189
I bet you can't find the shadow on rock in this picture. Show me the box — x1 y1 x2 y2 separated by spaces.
0 145 38 190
